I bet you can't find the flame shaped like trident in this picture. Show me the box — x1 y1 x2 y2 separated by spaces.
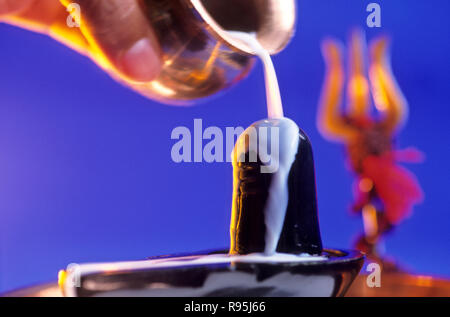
317 29 424 257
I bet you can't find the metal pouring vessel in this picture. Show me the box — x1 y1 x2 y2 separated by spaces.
125 0 296 104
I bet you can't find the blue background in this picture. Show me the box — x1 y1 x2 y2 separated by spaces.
0 0 449 292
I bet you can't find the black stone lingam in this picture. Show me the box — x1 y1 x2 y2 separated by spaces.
230 118 323 256
278 129 323 254
57 119 362 298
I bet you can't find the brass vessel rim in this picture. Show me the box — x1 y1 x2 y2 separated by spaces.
189 0 297 55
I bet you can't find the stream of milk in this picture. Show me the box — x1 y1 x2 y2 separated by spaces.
227 32 306 255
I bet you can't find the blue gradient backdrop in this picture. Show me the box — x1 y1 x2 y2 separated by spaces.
0 0 449 292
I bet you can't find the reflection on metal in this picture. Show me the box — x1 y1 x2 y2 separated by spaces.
5 272 450 297
347 273 450 297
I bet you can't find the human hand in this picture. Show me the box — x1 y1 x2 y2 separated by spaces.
0 0 162 82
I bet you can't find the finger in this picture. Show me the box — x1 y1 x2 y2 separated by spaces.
62 0 161 82
0 0 33 16
1 0 90 55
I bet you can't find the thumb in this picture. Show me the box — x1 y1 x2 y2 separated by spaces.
62 0 162 82
0 0 34 16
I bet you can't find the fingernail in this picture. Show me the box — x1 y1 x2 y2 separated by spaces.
119 38 161 82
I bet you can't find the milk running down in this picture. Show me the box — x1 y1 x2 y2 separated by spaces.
227 32 323 256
